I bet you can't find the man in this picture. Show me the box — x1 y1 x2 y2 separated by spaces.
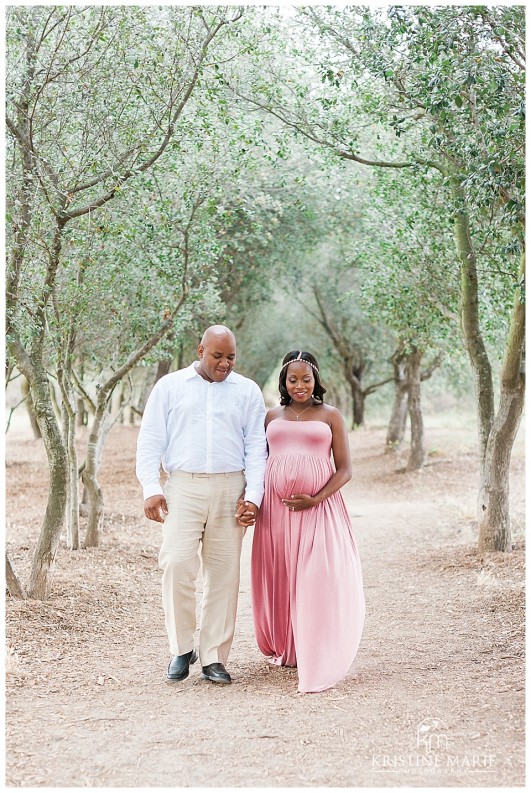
136 325 267 685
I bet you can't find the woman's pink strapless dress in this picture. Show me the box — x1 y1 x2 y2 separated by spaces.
251 419 365 693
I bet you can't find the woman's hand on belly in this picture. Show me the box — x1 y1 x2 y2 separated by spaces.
281 493 319 512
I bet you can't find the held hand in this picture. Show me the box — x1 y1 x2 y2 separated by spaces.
235 497 258 528
144 494 168 523
282 493 318 512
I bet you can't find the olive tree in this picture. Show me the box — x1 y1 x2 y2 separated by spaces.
228 5 524 550
5 4 244 597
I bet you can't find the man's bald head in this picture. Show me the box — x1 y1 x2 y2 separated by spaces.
196 325 236 383
200 325 236 347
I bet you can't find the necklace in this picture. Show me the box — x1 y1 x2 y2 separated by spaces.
287 400 314 420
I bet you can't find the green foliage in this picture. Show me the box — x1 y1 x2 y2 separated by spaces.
355 165 460 353
224 5 523 391
5 4 524 411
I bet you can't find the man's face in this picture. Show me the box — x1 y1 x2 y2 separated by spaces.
197 334 236 382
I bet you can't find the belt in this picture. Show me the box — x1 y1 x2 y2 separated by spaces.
170 470 244 479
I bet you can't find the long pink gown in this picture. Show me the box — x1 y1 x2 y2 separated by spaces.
251 419 365 693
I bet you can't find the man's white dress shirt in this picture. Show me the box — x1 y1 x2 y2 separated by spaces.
136 362 267 506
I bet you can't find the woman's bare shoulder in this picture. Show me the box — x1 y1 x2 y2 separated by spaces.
320 403 347 427
321 403 343 418
265 405 284 426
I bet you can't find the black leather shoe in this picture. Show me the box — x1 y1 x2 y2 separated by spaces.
201 662 232 684
167 649 198 681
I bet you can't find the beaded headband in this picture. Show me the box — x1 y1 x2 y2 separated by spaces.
280 351 319 374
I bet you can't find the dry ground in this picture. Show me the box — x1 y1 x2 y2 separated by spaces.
5 415 525 788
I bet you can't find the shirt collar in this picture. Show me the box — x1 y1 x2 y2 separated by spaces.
184 362 199 380
185 362 237 384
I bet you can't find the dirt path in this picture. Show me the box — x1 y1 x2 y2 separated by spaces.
5 421 525 787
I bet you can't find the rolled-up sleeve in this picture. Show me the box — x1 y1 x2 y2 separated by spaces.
242 384 267 507
136 379 168 500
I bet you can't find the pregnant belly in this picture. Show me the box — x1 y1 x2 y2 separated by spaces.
267 454 332 498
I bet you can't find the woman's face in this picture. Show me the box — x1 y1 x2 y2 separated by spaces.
285 361 315 403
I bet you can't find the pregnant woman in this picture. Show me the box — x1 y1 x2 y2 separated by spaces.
251 350 365 693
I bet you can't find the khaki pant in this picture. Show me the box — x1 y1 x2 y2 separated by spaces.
158 470 246 666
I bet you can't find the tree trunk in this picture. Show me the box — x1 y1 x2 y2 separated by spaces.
349 377 365 428
6 207 69 597
82 464 104 548
452 179 495 471
344 362 365 429
82 404 112 547
79 483 89 517
49 380 62 424
62 401 80 550
155 357 172 383
75 360 89 426
450 180 525 553
115 378 128 424
386 388 408 452
135 367 157 417
177 338 185 371
57 327 80 551
6 553 26 599
405 348 425 472
26 365 68 598
20 376 42 439
76 397 88 427
478 249 525 552
386 355 408 452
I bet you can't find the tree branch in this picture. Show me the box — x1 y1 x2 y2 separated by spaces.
478 10 525 71
420 354 443 381
70 366 97 414
235 89 416 169
362 376 394 396
6 553 27 599
62 15 229 220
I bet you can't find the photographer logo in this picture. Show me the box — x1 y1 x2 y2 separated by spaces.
371 717 496 777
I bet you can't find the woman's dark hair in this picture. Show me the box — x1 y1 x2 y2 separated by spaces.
278 350 326 406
